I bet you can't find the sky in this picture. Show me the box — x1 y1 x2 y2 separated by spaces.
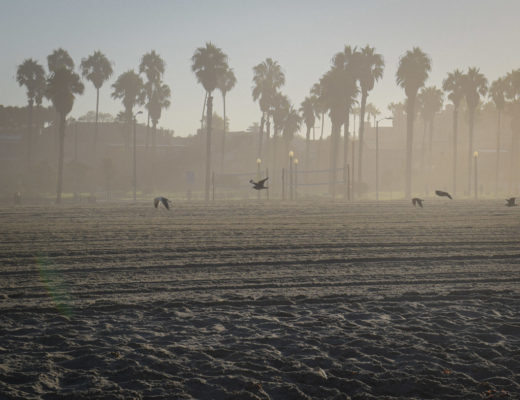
1 0 519 136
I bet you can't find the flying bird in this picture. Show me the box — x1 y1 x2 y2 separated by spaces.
435 190 452 199
154 196 172 210
250 177 268 190
412 197 424 208
505 197 517 207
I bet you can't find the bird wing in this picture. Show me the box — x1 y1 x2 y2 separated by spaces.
161 197 170 210
154 198 160 208
258 177 269 185
446 192 452 199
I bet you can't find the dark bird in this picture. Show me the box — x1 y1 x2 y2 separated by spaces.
250 177 269 190
412 197 424 208
154 196 172 210
435 190 452 199
505 197 517 207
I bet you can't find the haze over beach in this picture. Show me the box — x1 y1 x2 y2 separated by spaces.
1 1 520 399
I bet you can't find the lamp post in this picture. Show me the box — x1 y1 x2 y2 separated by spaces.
294 158 299 200
256 158 261 199
376 117 393 201
474 151 479 200
289 150 294 200
133 110 143 202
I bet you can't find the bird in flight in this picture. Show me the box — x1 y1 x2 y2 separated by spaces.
505 197 517 207
435 190 452 199
412 197 424 208
250 177 269 190
154 196 172 210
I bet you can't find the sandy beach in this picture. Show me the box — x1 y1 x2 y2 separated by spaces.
1 200 519 399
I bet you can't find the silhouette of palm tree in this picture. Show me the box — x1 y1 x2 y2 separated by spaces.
80 51 113 152
320 65 356 198
417 86 443 193
462 67 487 194
396 47 431 199
282 106 302 163
217 67 236 171
16 59 46 168
300 96 316 172
47 48 74 73
148 83 171 150
271 92 290 178
191 42 228 201
46 68 84 203
139 50 166 147
111 70 145 149
443 69 465 195
489 77 507 195
252 58 285 162
353 45 384 187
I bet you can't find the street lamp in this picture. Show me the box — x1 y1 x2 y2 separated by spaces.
474 151 479 200
289 151 294 200
376 117 393 201
294 158 299 200
133 110 143 202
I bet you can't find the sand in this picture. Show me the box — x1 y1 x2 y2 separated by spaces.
0 200 519 399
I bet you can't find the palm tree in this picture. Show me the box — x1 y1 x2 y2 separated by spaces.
504 69 520 192
396 47 431 199
191 42 228 201
16 59 46 168
443 69 465 195
271 92 290 179
462 67 487 195
47 48 74 73
320 66 357 198
353 45 384 187
300 96 316 174
489 77 507 195
46 68 84 203
282 106 302 173
417 86 443 193
139 50 165 147
252 58 285 161
111 70 145 149
217 67 236 170
80 51 113 152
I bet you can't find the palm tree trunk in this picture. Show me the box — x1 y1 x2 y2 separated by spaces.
405 95 415 199
152 121 157 193
201 92 208 133
467 107 475 195
95 88 99 156
56 113 66 204
27 101 33 169
330 122 340 199
318 112 324 170
357 92 367 186
265 116 271 169
495 110 501 196
305 125 311 184
205 94 213 201
220 93 226 172
420 120 426 194
343 111 350 195
428 117 434 195
258 113 265 159
273 126 278 189
452 107 458 196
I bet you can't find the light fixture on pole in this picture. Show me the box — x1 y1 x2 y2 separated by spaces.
474 151 479 200
376 117 393 201
133 110 143 202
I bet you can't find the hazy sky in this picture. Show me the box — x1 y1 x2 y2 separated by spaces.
1 0 519 136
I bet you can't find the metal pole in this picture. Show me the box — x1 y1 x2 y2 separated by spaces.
347 164 351 201
212 171 215 201
474 154 478 200
376 121 379 201
266 168 269 200
133 116 137 202
295 162 298 201
282 168 285 200
289 155 293 200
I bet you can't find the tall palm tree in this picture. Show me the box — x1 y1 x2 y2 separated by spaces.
443 69 465 195
320 66 356 198
300 96 316 173
47 48 74 73
111 70 145 149
217 67 236 170
417 86 443 193
16 59 46 168
191 42 228 201
139 50 165 147
489 77 507 195
46 68 84 203
396 47 431 199
80 51 113 152
252 58 285 161
462 67 487 195
353 45 384 186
